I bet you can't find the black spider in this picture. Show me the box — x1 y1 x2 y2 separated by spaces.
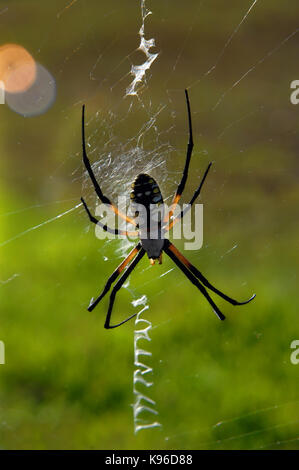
81 90 255 329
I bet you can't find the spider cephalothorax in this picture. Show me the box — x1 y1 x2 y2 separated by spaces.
81 90 255 329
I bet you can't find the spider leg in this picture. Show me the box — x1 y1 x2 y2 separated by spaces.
104 248 146 329
88 243 142 312
164 89 194 224
81 105 136 226
164 241 225 321
165 162 212 231
166 241 256 305
81 197 139 237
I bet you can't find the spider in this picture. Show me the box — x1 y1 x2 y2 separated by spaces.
81 90 255 329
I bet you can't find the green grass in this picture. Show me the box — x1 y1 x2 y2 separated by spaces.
1 178 299 449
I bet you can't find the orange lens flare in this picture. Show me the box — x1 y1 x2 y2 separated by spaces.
0 44 36 93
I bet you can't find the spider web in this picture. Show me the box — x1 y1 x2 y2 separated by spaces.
1 0 299 450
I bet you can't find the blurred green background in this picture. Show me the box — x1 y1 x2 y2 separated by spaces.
0 0 299 450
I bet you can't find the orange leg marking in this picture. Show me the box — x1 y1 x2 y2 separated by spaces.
163 193 181 224
112 206 136 226
168 243 191 268
118 245 140 273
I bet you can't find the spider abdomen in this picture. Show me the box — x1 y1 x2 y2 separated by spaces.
130 173 163 206
130 173 165 243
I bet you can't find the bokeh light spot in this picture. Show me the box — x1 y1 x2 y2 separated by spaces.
0 43 36 93
6 63 56 117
